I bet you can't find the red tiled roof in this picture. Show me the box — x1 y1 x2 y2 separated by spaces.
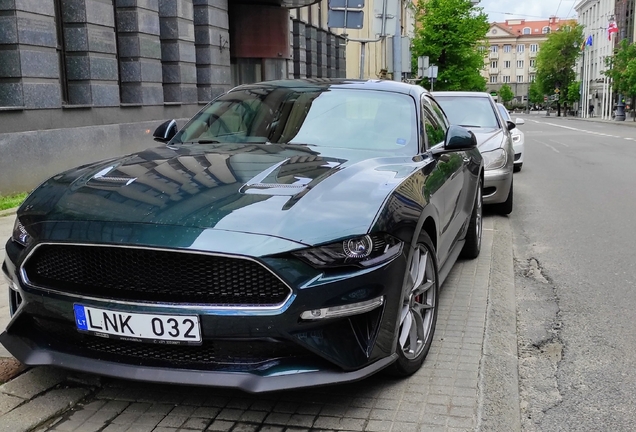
491 17 577 37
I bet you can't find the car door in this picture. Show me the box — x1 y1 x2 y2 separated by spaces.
421 96 464 266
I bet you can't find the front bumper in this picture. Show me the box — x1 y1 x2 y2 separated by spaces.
1 237 407 392
483 167 513 204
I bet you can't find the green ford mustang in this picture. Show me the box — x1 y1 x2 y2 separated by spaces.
2 79 483 392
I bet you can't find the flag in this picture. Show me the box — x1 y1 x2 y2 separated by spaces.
585 35 593 47
608 21 618 40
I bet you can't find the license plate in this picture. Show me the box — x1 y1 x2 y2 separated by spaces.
73 304 201 344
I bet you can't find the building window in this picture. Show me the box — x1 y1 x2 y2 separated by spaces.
530 59 536 67
491 61 498 68
530 44 539 52
503 60 510 68
53 0 69 104
503 44 512 52
542 26 551 34
517 60 524 68
523 27 531 34
529 74 536 82
478 45 486 52
517 44 525 53
491 45 498 52
517 75 524 82
503 76 511 83
490 75 498 83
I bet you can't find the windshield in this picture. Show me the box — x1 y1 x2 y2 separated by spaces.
497 104 512 121
435 95 500 129
172 87 418 152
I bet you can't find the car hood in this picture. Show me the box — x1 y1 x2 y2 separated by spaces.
18 143 418 246
466 128 506 153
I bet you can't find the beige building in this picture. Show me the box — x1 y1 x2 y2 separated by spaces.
482 17 573 103
290 0 417 80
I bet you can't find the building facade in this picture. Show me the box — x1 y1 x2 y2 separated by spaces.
0 0 348 194
482 17 570 103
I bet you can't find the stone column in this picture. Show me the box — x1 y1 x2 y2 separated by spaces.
62 0 120 106
193 0 230 102
336 35 346 78
305 25 317 78
292 19 306 78
115 0 163 105
158 0 197 103
0 0 61 108
327 33 336 78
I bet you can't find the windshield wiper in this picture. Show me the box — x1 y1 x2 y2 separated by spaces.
458 124 482 128
180 139 221 144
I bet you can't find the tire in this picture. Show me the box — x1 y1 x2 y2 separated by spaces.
387 232 440 377
513 163 522 173
494 177 513 215
460 178 482 259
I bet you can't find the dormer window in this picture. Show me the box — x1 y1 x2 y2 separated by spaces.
523 27 531 34
542 26 551 34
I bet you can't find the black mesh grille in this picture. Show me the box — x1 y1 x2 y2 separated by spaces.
30 317 309 369
24 245 290 306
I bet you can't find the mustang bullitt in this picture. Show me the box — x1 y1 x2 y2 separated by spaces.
1 79 483 392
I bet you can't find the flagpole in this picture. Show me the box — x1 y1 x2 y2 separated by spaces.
581 48 586 118
601 73 607 120
582 43 588 118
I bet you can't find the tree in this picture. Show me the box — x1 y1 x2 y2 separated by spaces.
411 0 489 91
566 81 580 105
498 84 514 106
528 81 543 106
535 24 584 116
604 40 636 119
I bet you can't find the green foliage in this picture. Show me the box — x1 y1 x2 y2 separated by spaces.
498 84 515 104
535 24 584 113
412 0 489 91
0 192 27 211
528 81 544 104
566 81 580 104
604 40 636 97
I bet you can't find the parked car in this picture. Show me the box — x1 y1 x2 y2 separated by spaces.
2 79 483 392
496 103 525 172
433 91 514 215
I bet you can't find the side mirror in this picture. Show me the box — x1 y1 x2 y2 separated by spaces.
515 118 525 126
432 125 477 155
506 120 516 131
153 119 178 143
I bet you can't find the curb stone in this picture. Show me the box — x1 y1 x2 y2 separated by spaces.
0 207 18 218
477 216 522 431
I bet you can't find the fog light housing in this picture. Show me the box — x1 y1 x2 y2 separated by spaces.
300 296 384 320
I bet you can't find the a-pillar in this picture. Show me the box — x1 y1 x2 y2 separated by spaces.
115 0 163 105
62 0 120 106
159 0 197 103
0 0 61 108
193 0 230 102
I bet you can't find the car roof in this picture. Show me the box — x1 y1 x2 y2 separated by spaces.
232 79 426 96
431 91 491 98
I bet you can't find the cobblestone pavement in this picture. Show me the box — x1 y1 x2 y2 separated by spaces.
7 220 495 432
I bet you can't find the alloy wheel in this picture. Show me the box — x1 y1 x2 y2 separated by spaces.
399 245 437 360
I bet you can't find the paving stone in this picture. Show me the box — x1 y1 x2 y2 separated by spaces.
0 392 22 416
0 367 67 400
205 419 234 431
181 416 211 430
0 388 89 432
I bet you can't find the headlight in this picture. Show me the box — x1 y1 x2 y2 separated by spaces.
12 219 31 246
293 233 402 268
482 148 507 170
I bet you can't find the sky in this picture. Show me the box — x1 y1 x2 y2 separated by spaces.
479 0 579 23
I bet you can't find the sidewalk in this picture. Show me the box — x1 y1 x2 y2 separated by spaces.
525 110 636 127
0 211 521 432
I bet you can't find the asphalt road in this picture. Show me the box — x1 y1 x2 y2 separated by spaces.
510 115 636 431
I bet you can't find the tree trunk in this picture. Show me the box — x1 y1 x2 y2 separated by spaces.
557 102 561 117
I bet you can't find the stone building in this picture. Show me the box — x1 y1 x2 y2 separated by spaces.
0 0 346 194
482 17 572 104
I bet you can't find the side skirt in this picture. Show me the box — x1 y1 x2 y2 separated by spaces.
438 239 465 288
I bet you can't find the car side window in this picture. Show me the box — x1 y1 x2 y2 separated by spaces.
427 97 450 131
421 97 447 150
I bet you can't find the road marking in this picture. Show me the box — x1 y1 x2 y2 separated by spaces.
528 119 624 139
534 138 560 153
548 138 569 147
